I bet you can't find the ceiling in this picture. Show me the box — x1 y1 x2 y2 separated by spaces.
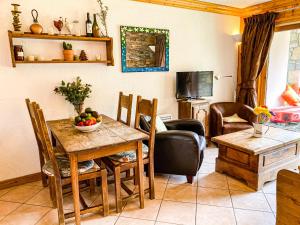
200 0 271 8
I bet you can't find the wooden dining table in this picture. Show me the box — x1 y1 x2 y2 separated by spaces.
47 114 149 225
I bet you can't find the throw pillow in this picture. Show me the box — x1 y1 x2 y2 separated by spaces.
223 113 248 123
144 116 168 132
281 85 300 106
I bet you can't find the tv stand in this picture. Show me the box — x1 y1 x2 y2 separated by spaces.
177 98 210 138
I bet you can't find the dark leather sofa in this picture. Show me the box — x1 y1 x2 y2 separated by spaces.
141 117 206 183
209 102 257 138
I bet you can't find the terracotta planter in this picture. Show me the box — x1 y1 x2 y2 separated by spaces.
63 50 74 61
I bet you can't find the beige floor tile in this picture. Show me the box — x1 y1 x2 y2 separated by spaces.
0 188 14 198
203 147 218 164
0 216 4 221
198 163 215 174
153 182 167 200
35 209 59 225
65 213 118 225
262 181 276 194
235 209 275 225
196 205 235 225
0 204 50 225
154 174 170 184
230 190 271 212
121 199 161 220
197 187 232 207
227 176 258 192
116 217 155 225
0 185 43 203
157 201 196 225
265 193 276 213
197 172 228 189
164 184 197 203
26 188 52 207
25 180 44 187
168 175 197 186
0 201 21 217
155 222 180 225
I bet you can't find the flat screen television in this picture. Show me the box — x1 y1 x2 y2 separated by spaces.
176 71 213 99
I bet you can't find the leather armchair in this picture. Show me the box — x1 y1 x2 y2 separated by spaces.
141 117 205 183
210 102 257 138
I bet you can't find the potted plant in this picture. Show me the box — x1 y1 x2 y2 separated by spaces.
54 77 92 115
63 42 74 61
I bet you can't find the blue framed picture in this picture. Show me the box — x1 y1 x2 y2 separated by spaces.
120 26 169 73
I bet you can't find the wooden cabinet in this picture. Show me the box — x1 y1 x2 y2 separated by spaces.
178 99 210 137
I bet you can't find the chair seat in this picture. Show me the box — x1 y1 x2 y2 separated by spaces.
42 155 97 178
223 122 252 134
108 144 149 163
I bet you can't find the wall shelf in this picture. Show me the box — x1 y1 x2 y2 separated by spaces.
8 30 114 67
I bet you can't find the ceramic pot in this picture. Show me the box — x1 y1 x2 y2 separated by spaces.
253 123 269 138
30 9 43 34
63 50 74 61
30 23 43 34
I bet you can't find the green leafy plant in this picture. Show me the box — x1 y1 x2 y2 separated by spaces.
97 0 109 37
54 77 92 114
63 42 72 50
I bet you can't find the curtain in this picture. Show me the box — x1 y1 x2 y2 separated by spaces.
237 12 277 108
155 35 166 67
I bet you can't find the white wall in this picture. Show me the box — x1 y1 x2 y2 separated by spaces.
266 31 290 108
0 0 239 181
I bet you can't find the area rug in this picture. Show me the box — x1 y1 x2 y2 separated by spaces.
266 122 300 133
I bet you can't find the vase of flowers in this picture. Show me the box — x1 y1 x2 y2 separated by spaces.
54 77 92 115
253 106 273 137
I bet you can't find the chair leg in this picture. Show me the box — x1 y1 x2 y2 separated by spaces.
54 177 65 225
101 169 109 216
148 163 155 199
186 175 194 184
89 178 96 195
49 176 57 208
41 173 48 187
114 166 122 213
126 169 131 178
134 167 138 185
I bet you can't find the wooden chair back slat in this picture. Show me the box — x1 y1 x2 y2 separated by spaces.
134 95 158 160
117 92 133 126
32 105 61 178
25 99 49 161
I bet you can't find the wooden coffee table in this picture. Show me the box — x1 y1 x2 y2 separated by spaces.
212 126 300 190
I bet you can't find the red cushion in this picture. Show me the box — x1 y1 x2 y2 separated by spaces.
291 83 300 94
281 85 300 106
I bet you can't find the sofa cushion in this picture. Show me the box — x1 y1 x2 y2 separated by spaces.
145 116 168 132
281 85 300 106
223 113 248 123
222 122 252 134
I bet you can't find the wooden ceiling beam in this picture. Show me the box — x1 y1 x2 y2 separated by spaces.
243 0 300 18
132 0 243 16
132 0 300 26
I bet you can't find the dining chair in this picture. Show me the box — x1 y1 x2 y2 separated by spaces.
31 102 109 225
117 91 133 126
25 99 48 187
100 96 158 213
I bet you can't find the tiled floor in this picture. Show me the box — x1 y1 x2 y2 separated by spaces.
0 145 278 225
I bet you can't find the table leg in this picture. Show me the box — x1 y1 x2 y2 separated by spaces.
69 154 81 225
136 141 145 209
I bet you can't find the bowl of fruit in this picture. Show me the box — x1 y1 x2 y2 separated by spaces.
74 107 102 133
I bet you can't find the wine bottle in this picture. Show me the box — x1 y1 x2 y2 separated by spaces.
92 14 100 37
86 13 92 37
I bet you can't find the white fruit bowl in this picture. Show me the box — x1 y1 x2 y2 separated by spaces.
74 122 101 133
